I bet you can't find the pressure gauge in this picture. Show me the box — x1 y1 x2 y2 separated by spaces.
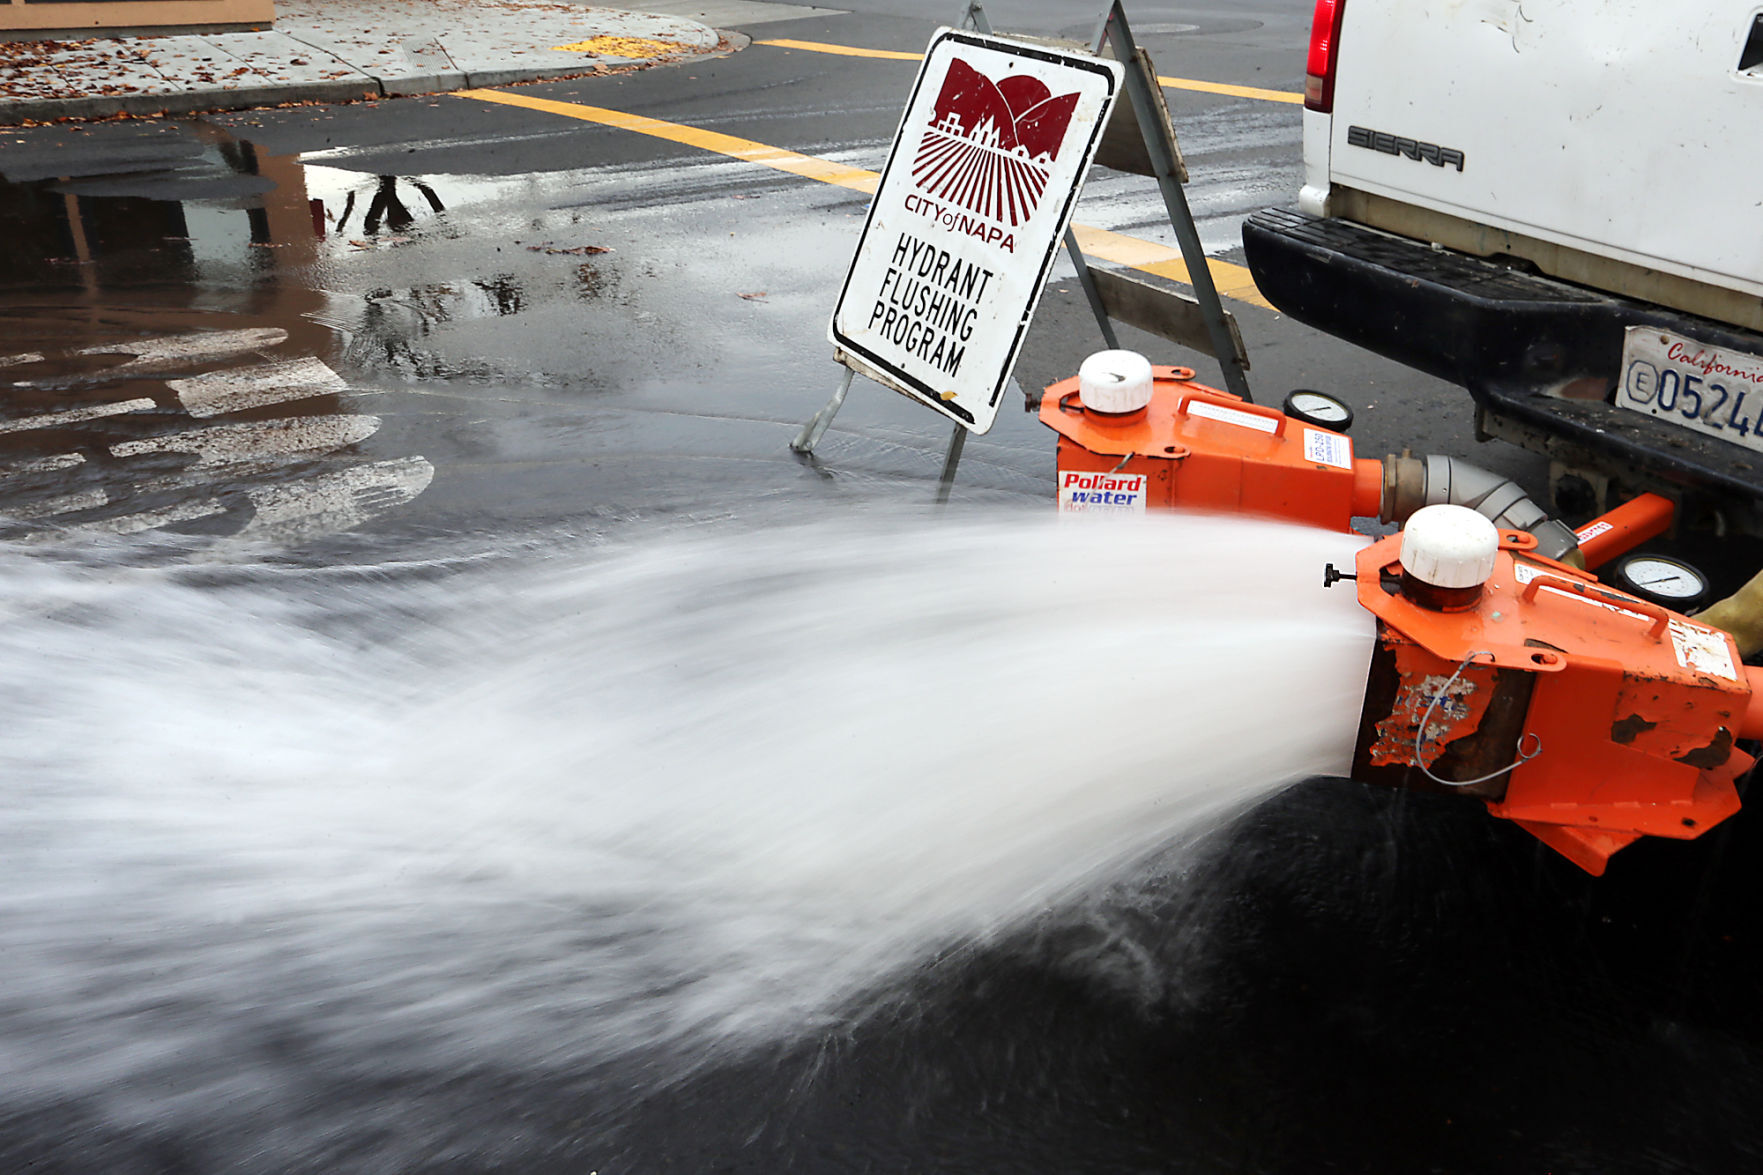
1282 389 1355 433
1608 554 1711 611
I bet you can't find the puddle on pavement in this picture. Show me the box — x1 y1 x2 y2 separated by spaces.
0 118 795 393
0 118 1008 547
0 125 540 546
0 124 437 551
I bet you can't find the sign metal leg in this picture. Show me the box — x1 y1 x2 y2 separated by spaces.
1065 227 1121 351
791 367 856 455
935 421 968 505
1100 1 1253 401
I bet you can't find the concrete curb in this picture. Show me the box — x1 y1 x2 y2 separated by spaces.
0 48 726 125
0 7 733 127
3 79 379 124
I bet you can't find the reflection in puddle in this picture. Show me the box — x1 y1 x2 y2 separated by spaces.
367 276 525 324
349 278 530 380
0 130 321 292
0 115 744 544
331 175 447 235
0 128 437 546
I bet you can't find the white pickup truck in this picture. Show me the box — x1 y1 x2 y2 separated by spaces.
1243 0 1763 532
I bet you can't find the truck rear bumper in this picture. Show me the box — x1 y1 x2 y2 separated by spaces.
1242 207 1763 524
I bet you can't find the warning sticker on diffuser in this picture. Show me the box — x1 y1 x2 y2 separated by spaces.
1303 428 1352 470
1185 399 1278 434
1576 519 1614 543
1669 618 1738 681
1057 469 1147 513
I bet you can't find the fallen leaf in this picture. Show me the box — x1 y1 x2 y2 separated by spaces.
737 292 768 301
526 244 611 255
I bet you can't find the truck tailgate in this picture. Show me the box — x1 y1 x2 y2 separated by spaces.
1326 0 1763 300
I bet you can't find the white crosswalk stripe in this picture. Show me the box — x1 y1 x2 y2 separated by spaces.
0 399 158 435
0 453 85 477
1 329 432 545
238 458 436 543
64 499 230 536
83 328 290 374
171 357 348 419
5 490 109 520
110 415 382 467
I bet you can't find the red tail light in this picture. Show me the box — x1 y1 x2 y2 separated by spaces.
1305 0 1347 113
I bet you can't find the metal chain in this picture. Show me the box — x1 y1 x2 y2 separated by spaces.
1413 650 1543 787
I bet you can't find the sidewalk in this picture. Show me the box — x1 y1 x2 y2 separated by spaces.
0 0 726 126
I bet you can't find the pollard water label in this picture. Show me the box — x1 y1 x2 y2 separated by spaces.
830 29 1122 433
1057 470 1147 513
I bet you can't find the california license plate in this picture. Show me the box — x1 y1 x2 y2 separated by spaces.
1616 326 1763 450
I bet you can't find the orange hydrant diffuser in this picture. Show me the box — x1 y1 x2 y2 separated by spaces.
1044 354 1384 525
1041 356 1763 875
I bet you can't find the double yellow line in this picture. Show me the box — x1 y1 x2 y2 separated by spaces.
757 38 1303 107
456 91 884 195
457 38 1292 309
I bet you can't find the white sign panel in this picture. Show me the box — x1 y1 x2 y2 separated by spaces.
829 29 1123 433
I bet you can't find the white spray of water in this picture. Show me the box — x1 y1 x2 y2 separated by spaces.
0 509 1373 1118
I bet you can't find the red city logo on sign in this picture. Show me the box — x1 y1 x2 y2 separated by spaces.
910 58 1079 227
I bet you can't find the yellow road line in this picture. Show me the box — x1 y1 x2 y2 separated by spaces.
759 38 924 61
756 38 1304 106
457 89 880 193
1073 226 1270 307
453 88 1270 309
1162 77 1304 105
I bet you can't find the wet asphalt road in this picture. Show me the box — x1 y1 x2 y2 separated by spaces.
4 3 1763 1172
0 2 1542 547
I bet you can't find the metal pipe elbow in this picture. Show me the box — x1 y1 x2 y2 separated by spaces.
1383 454 1580 563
